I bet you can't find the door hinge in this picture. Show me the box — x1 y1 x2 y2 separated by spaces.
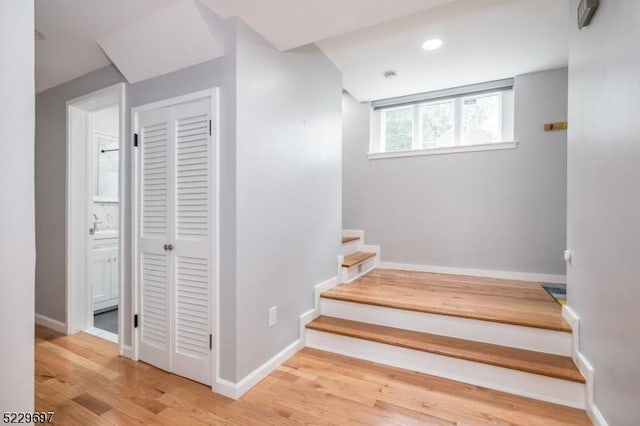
208 120 212 136
134 314 139 328
134 133 139 147
209 334 213 350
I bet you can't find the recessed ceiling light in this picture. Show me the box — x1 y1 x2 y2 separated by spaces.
422 38 443 51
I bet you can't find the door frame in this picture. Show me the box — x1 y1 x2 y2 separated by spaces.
65 82 126 354
131 88 219 388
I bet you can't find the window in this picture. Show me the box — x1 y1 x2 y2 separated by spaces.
420 100 454 148
371 80 516 158
382 105 413 151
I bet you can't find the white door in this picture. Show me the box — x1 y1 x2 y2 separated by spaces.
136 93 214 386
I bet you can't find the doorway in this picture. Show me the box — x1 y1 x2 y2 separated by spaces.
66 83 125 350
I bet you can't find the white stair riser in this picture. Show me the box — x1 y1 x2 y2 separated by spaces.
341 257 377 283
320 298 572 356
306 329 585 410
341 240 362 256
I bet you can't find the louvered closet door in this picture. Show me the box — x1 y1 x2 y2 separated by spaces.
137 106 172 372
136 95 213 386
170 98 212 386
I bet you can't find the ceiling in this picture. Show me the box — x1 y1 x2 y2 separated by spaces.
35 0 569 99
317 0 570 102
35 0 177 92
199 0 455 51
97 1 224 84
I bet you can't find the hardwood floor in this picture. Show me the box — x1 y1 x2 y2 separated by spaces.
35 325 590 425
322 269 571 331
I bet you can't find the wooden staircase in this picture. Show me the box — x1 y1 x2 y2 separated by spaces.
305 237 585 410
339 230 379 283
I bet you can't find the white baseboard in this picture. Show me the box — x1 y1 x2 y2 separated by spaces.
378 262 566 284
213 273 339 400
213 338 300 400
299 308 317 346
562 304 609 426
306 329 585 409
315 275 340 309
35 313 67 334
85 327 118 344
120 344 134 359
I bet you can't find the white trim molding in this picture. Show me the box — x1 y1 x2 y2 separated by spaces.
368 141 518 160
213 271 340 400
35 314 67 334
378 261 566 284
85 327 118 344
314 274 341 310
121 345 135 359
214 339 300 400
562 304 609 426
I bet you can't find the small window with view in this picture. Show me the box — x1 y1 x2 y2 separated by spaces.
370 80 516 158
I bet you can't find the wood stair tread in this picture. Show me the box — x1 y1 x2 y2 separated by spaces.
322 269 572 332
342 251 376 268
307 316 585 383
342 236 360 244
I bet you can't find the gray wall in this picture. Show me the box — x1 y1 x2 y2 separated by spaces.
34 57 234 364
233 21 342 380
35 66 126 323
343 68 568 276
34 16 342 383
0 0 35 412
567 1 640 424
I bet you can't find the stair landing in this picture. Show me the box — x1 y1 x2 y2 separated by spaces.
322 269 571 332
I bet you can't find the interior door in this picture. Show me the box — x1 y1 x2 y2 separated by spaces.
137 106 172 373
136 94 213 386
170 98 212 385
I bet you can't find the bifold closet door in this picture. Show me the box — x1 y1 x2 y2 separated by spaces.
138 106 172 373
136 96 213 386
170 98 213 385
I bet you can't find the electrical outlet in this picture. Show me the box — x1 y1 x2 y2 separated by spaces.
268 306 277 327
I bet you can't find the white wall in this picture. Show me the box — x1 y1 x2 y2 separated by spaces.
567 1 640 424
0 0 35 412
233 20 342 380
343 68 568 276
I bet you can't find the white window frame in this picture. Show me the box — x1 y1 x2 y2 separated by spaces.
369 80 518 160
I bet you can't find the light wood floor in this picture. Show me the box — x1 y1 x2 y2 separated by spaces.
323 269 571 331
35 325 590 425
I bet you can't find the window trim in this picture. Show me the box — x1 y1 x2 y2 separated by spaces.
372 78 514 110
368 140 519 160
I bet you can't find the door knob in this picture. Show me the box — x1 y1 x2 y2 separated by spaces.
164 244 174 251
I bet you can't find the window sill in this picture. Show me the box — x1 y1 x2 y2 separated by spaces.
368 141 519 160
